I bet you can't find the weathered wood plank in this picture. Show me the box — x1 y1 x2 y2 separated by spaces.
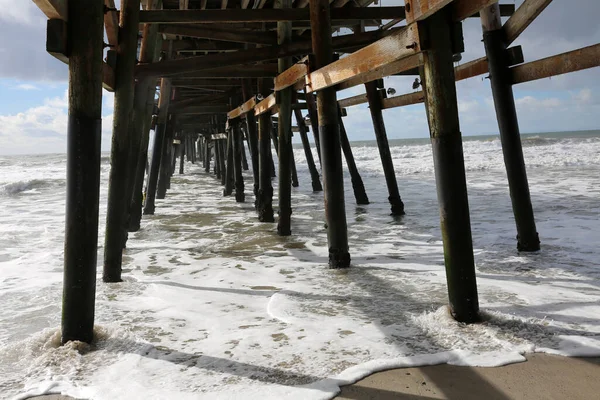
504 0 553 45
158 24 277 45
338 93 368 108
337 53 423 91
274 59 308 91
382 91 425 109
174 105 231 114
405 0 454 24
254 93 277 116
306 25 421 93
512 43 600 84
104 0 119 46
227 97 257 119
33 0 67 20
138 7 408 23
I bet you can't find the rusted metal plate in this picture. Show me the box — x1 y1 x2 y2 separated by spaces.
381 91 425 109
512 43 600 84
336 53 423 91
305 24 421 93
504 0 553 45
274 61 308 92
254 93 277 116
404 0 453 24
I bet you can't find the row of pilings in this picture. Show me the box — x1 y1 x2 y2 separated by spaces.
60 0 541 345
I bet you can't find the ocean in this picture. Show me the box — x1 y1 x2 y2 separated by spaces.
1 130 599 399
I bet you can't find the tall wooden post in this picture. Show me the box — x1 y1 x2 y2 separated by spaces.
309 0 350 268
219 140 227 185
144 78 171 215
294 108 322 191
215 137 222 179
242 79 260 204
258 80 275 221
224 128 234 196
420 9 479 323
103 0 141 283
62 0 104 344
233 121 246 202
128 8 161 233
179 138 185 174
304 90 322 166
157 115 175 199
205 138 211 173
276 0 293 235
339 109 369 205
481 4 540 252
365 80 405 215
240 133 249 171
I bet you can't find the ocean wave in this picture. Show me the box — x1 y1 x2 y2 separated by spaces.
1 179 49 195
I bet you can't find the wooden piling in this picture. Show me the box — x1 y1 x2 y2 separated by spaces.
304 89 322 165
257 80 275 221
365 80 405 215
143 78 171 215
179 139 185 174
224 128 234 196
62 0 104 344
338 108 369 205
215 138 222 179
205 137 211 173
481 4 540 252
420 9 479 323
309 0 350 268
240 133 249 171
294 108 322 191
219 139 227 185
242 79 260 205
233 121 246 202
157 115 175 199
276 0 293 236
103 0 141 283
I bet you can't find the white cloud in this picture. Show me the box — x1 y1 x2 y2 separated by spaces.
0 0 45 25
16 83 40 91
0 90 115 155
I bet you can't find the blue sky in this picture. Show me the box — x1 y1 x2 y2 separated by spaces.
0 1 599 155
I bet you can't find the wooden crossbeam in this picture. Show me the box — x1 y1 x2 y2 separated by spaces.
405 0 453 23
274 59 309 91
33 0 67 20
139 7 408 23
174 65 278 78
511 43 600 84
382 91 425 109
104 0 119 46
171 78 241 86
504 0 553 45
337 53 424 91
158 24 277 45
254 94 277 116
136 28 391 77
173 105 231 114
228 97 257 119
453 0 497 21
306 25 421 93
338 93 368 108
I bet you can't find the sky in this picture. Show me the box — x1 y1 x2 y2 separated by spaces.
0 1 599 155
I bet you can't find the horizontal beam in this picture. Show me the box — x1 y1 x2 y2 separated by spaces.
158 24 277 45
274 59 308 91
33 0 67 20
337 53 424 91
338 93 368 108
254 93 277 116
511 43 600 84
171 78 241 86
306 25 421 93
228 97 257 119
173 66 278 78
504 0 553 45
139 7 407 23
104 0 119 46
405 0 453 23
173 105 231 114
382 91 425 109
136 28 393 77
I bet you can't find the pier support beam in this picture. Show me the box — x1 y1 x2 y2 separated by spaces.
294 108 322 192
481 4 540 252
157 115 175 199
62 0 104 344
242 79 260 205
144 78 171 215
215 138 222 179
224 128 234 196
365 80 405 215
233 121 246 202
205 138 211 173
277 0 293 236
304 90 322 166
240 134 249 171
420 9 479 323
258 80 275 222
219 139 227 185
338 109 369 205
103 0 141 283
310 0 350 268
179 139 185 174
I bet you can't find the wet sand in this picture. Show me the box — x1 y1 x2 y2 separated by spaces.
336 354 600 400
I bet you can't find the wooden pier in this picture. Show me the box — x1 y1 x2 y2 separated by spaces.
32 0 600 343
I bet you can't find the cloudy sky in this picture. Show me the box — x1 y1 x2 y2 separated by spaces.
0 1 598 155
